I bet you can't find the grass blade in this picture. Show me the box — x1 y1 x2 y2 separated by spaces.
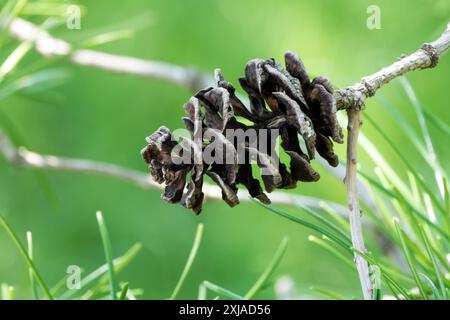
119 283 129 300
96 288 142 301
254 200 351 252
81 30 134 48
418 224 447 299
0 69 69 101
26 231 39 300
21 2 82 17
96 211 118 300
310 286 348 300
169 223 204 300
49 276 70 297
59 243 141 299
375 96 428 156
198 283 207 300
319 201 350 233
299 205 351 244
399 77 436 162
126 288 138 300
244 237 289 299
0 215 53 299
200 281 244 300
358 132 412 200
444 177 449 215
393 218 427 299
308 235 355 270
0 41 33 83
419 273 441 300
376 92 448 181
364 113 447 217
424 109 450 137
0 0 28 50
359 171 448 239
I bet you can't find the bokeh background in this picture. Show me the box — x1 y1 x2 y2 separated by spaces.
0 0 449 299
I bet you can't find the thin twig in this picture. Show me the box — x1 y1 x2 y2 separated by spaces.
0 129 347 216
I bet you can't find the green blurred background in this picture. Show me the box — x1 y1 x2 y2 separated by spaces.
0 0 449 299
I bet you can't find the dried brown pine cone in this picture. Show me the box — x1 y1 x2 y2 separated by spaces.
141 51 343 214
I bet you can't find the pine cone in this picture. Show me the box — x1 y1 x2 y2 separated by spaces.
141 51 343 214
